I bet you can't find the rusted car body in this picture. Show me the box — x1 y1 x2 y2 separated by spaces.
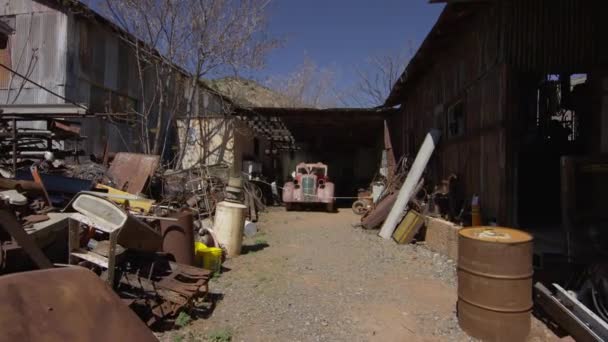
282 162 335 212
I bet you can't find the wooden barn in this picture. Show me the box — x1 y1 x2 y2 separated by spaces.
385 0 608 245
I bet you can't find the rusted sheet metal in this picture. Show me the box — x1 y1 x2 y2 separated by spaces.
160 210 195 265
107 153 160 195
361 193 397 230
50 119 81 136
117 216 162 252
457 227 533 341
384 120 396 179
0 267 158 342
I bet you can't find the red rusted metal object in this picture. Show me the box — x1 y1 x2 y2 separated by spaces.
361 193 397 229
106 153 160 195
116 252 210 327
50 120 81 136
457 227 533 342
30 165 53 207
0 267 157 341
160 210 195 265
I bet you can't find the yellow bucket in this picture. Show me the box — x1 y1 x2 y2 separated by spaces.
194 242 222 273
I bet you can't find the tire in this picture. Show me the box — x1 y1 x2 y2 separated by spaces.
326 202 335 213
352 200 367 215
285 203 293 211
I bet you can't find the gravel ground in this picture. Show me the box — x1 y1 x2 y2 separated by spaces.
158 208 559 342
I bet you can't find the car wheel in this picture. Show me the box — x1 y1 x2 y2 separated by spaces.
351 200 367 215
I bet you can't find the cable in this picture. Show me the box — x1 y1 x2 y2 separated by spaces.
591 283 608 322
0 62 90 112
240 171 370 200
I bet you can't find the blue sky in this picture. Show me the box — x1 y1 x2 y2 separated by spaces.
248 1 444 99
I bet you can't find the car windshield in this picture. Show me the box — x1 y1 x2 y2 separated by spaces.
311 167 326 177
296 165 326 176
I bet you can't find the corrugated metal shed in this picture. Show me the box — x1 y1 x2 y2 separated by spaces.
0 0 67 105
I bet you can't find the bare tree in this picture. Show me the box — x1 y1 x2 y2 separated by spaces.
350 48 412 107
99 0 278 161
265 57 338 108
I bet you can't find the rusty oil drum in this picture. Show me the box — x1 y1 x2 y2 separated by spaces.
457 227 533 341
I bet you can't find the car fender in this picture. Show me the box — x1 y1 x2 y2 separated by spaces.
282 182 294 202
318 182 335 203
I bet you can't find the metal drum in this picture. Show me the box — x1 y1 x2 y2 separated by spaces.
457 227 533 341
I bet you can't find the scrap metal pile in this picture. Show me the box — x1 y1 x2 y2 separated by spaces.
0 146 266 331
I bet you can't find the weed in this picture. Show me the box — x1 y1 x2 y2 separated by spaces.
207 328 233 342
175 311 192 328
254 238 267 245
173 335 184 342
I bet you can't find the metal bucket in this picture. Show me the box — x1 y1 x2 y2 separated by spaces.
457 227 533 342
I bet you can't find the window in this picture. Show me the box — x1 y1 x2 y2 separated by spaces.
447 101 465 139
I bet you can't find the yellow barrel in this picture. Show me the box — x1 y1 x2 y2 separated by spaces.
202 247 222 273
457 227 533 342
194 242 222 273
194 242 207 267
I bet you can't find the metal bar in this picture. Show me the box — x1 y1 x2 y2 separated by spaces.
0 205 53 269
131 214 178 221
30 166 53 208
0 104 88 115
12 118 16 174
554 284 608 340
534 282 606 342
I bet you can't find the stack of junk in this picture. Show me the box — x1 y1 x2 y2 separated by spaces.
0 140 267 336
355 129 539 341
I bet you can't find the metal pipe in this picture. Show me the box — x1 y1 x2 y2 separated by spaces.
379 130 440 239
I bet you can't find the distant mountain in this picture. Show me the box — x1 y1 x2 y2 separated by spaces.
206 77 294 108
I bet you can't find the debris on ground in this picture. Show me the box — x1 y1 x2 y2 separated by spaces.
0 133 268 333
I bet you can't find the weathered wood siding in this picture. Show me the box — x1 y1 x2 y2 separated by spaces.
389 4 510 223
0 0 68 104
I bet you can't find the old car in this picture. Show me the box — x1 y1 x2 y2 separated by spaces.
282 162 335 212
